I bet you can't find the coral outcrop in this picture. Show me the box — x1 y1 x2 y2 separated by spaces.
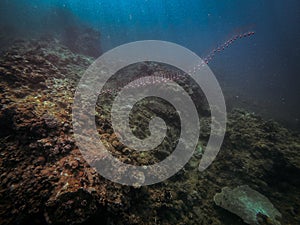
214 185 281 225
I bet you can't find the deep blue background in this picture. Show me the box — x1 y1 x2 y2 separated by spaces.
1 0 299 128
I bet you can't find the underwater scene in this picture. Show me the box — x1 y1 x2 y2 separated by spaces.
0 0 299 225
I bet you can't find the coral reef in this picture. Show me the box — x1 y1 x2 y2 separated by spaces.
61 25 102 58
0 38 299 225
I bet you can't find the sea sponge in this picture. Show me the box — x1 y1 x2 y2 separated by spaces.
214 185 281 225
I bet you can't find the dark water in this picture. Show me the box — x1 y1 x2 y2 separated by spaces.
1 0 299 129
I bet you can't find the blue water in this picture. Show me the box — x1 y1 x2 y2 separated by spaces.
1 0 300 128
